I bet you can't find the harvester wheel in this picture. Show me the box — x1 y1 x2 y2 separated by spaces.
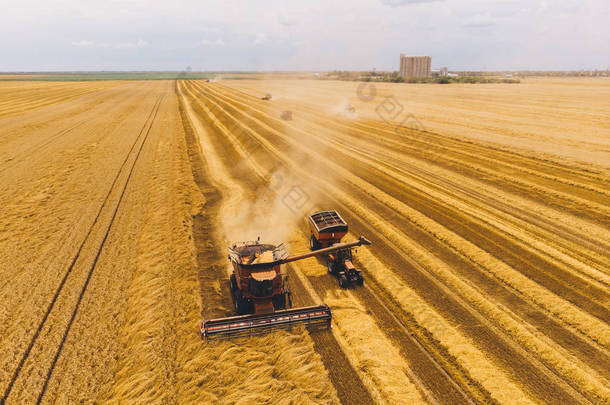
272 293 287 310
339 275 348 288
327 261 334 274
286 290 293 308
234 290 250 315
230 273 238 292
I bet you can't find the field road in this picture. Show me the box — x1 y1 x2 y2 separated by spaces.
0 78 608 404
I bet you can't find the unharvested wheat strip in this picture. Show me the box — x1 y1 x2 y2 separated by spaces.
181 82 252 258
288 257 427 405
192 84 609 347
193 90 610 401
182 83 266 180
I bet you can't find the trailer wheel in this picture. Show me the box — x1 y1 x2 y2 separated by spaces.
310 235 320 251
356 271 364 286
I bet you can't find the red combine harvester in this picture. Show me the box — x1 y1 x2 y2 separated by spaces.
200 236 371 340
309 210 371 287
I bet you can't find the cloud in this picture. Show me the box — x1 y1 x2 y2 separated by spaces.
116 39 148 49
463 13 497 27
201 38 225 46
381 0 443 7
278 13 298 27
71 40 95 47
253 33 268 45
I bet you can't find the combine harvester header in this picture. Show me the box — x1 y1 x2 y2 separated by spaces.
200 236 371 340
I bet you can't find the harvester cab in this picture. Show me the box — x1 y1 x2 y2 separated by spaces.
308 210 371 288
200 236 370 340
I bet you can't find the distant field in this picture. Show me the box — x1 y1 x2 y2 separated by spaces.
222 76 610 169
0 72 216 81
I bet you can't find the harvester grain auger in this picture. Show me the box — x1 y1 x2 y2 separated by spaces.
199 236 371 340
309 210 371 287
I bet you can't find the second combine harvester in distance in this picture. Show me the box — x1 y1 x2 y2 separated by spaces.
200 210 371 340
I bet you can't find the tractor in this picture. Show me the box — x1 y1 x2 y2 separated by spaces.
308 210 370 287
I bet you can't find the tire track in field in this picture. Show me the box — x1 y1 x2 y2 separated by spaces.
0 87 106 119
185 81 604 404
0 85 132 173
1 95 163 404
0 120 87 174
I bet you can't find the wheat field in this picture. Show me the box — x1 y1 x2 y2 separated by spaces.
0 77 608 404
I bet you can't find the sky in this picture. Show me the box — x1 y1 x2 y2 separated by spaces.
0 0 608 71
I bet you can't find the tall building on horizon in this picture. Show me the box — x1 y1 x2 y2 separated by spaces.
400 54 431 77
